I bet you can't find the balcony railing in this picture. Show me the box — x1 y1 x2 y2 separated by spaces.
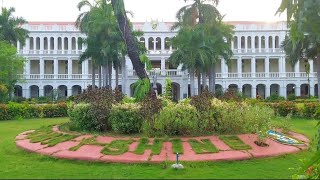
19 72 317 80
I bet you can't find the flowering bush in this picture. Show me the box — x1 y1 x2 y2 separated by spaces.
271 101 297 117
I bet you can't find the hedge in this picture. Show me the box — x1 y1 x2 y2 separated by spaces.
0 102 68 120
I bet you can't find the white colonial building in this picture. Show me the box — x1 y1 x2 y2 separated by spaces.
14 21 317 101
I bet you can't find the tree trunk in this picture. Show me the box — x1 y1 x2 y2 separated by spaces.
316 53 320 102
98 66 102 88
202 71 207 91
105 61 109 89
211 64 216 95
197 71 201 94
91 61 96 90
190 68 195 96
111 0 148 80
108 62 112 89
115 63 119 88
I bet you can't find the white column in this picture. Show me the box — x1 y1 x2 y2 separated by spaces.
76 37 79 53
17 41 20 53
54 58 58 79
245 36 248 52
83 60 89 79
251 86 257 98
26 38 30 53
281 56 286 77
273 35 276 52
281 85 287 99
67 87 72 97
294 61 300 77
62 37 65 54
237 57 242 77
251 35 255 52
231 40 234 50
153 37 156 51
309 59 314 73
161 37 165 52
68 58 72 78
161 58 165 76
310 86 315 96
54 37 58 52
265 56 270 77
39 85 44 97
68 37 72 53
266 36 269 52
145 37 148 51
295 86 301 96
251 57 256 77
258 36 261 52
266 85 270 98
40 37 44 53
39 57 44 79
33 37 36 50
237 36 241 53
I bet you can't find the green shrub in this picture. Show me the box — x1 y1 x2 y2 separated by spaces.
68 103 94 131
152 102 199 136
0 104 10 120
139 92 162 125
271 101 297 117
190 89 214 112
287 93 296 101
122 96 136 103
214 88 224 99
313 106 320 119
74 88 114 131
221 88 241 101
110 103 143 134
0 83 8 103
42 103 67 118
304 103 319 118
37 96 51 104
266 94 285 102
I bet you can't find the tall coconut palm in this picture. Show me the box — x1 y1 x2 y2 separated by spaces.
0 7 29 46
110 0 148 80
277 0 320 101
173 0 232 95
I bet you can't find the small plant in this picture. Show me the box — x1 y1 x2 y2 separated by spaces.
132 78 150 102
164 78 172 100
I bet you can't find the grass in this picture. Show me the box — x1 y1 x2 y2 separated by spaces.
0 117 318 179
188 139 219 154
219 135 252 150
133 138 164 155
171 139 184 154
69 136 106 151
102 140 134 155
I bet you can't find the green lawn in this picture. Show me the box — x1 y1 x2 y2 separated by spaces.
0 117 318 179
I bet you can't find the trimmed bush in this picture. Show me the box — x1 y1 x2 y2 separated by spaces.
110 103 143 134
68 103 98 131
271 101 297 117
42 103 67 118
153 102 199 136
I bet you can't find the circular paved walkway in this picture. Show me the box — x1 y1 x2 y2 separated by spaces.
15 126 310 163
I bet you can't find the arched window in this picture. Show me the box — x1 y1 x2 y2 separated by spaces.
44 37 48 50
29 37 34 50
261 36 265 48
58 37 62 50
247 36 252 49
275 36 280 48
36 37 40 50
64 37 68 50
50 37 54 50
72 37 76 50
233 36 238 49
78 37 83 50
268 36 273 48
165 37 170 50
148 37 154 50
241 36 245 49
255 36 259 49
156 37 161 50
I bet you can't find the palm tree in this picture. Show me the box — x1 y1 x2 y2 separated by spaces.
172 0 232 95
277 0 320 101
0 7 29 46
110 0 148 80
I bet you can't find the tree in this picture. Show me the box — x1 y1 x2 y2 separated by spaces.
0 41 25 100
172 0 232 95
0 7 29 46
110 0 148 80
277 0 320 101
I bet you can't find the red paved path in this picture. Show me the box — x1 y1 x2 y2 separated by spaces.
16 126 309 163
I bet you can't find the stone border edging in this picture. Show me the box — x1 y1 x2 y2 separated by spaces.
15 126 310 163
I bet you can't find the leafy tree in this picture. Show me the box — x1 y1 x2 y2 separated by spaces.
172 0 233 95
277 0 320 101
0 41 25 100
0 7 28 46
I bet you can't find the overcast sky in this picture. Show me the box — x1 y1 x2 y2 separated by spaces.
3 0 286 22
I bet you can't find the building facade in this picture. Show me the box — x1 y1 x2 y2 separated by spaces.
14 21 317 101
